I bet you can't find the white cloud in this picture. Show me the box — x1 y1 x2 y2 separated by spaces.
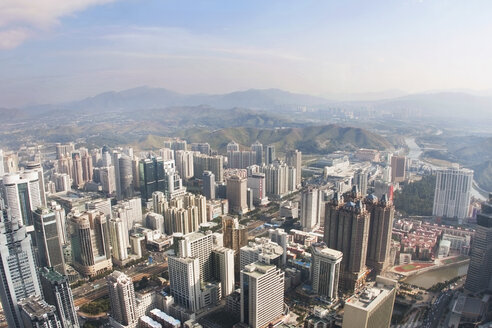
0 0 117 49
0 28 31 49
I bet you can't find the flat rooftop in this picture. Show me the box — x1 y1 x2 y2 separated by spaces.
345 279 396 311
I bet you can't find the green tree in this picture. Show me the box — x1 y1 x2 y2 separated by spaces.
394 175 436 216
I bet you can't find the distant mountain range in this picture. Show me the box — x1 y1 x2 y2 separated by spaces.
4 86 491 123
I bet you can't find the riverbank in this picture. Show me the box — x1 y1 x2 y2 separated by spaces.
401 260 469 289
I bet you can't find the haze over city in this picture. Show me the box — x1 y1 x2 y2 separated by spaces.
1 2 492 328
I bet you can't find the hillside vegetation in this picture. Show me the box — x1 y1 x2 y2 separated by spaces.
394 175 436 216
172 125 392 154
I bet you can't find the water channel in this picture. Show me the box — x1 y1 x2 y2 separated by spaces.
403 262 469 289
404 137 486 201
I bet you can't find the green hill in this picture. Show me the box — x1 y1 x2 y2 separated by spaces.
175 125 391 154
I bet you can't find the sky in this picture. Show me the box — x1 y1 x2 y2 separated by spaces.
1 0 492 107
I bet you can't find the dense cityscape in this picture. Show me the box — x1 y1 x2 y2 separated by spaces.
2 1 492 328
0 135 489 328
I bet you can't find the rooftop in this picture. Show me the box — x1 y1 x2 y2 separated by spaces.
140 315 162 328
150 309 181 325
18 295 55 319
345 277 397 311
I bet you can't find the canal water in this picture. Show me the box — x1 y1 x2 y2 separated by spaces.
402 262 469 289
404 137 486 201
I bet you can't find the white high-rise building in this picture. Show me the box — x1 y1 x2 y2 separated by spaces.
285 149 302 188
168 256 202 312
146 212 164 234
268 228 288 265
433 167 473 221
49 201 68 245
2 171 42 227
86 198 112 219
227 141 240 152
212 247 235 298
25 162 47 207
240 238 284 270
109 218 129 263
175 150 194 180
240 261 285 328
152 191 167 214
0 208 43 328
342 276 397 328
247 172 268 206
54 173 71 192
300 187 322 231
0 149 4 176
107 271 138 327
173 232 214 283
311 243 343 301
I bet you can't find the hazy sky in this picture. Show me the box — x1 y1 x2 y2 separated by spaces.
1 0 492 107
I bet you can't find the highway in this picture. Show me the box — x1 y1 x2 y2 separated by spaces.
73 262 168 307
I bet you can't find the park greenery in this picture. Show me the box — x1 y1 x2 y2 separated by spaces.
394 175 436 216
80 297 110 315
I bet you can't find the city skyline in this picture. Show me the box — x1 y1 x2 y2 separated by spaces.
2 1 492 107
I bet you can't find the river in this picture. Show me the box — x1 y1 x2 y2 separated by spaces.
404 137 486 201
403 262 469 289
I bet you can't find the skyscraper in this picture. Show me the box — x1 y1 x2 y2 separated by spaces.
18 295 62 328
107 271 138 327
268 228 288 265
251 141 263 166
173 232 214 283
25 162 47 207
239 237 283 270
285 149 302 187
324 191 371 291
33 207 66 275
193 154 224 182
109 218 129 264
365 194 394 274
71 152 84 189
433 167 473 221
212 247 235 298
226 175 248 214
113 151 122 199
311 243 343 301
300 187 322 231
0 208 43 328
168 256 201 312
2 171 42 226
0 149 4 176
119 153 134 200
69 210 112 277
202 171 215 200
390 156 406 183
39 267 79 328
265 145 275 165
240 261 285 328
81 153 93 183
342 276 397 328
465 194 492 293
175 150 194 180
191 142 211 155
247 172 268 206
227 141 240 152
353 168 368 196
222 216 248 277
139 157 165 202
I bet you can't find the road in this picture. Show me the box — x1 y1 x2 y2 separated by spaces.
73 262 168 307
421 290 453 328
